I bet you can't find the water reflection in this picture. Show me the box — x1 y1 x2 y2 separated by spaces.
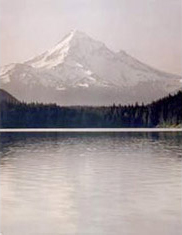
0 132 182 235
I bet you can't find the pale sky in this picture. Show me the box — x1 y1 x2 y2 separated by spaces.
0 0 181 75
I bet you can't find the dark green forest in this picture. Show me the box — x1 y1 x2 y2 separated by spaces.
0 91 182 128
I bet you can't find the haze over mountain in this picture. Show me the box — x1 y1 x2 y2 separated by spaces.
0 30 181 105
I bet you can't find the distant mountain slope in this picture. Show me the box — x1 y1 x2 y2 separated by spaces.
0 89 19 104
0 30 181 105
0 90 181 128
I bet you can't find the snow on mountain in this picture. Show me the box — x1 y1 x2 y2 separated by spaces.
0 30 181 105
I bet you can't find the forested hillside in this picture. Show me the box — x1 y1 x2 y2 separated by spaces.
0 89 19 104
0 91 181 128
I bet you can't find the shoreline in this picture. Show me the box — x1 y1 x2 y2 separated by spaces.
0 128 182 133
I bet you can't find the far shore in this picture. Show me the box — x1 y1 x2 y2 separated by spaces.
0 128 182 133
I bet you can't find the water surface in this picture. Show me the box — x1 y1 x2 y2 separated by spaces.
0 132 181 235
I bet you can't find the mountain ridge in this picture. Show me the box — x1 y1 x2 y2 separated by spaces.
0 89 20 104
0 30 181 105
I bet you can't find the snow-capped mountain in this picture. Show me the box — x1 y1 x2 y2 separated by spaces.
0 30 181 105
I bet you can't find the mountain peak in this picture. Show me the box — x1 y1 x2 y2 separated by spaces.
27 30 104 69
0 30 181 105
26 30 81 69
54 29 91 47
68 29 88 37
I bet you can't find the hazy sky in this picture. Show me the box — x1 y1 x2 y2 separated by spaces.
0 0 181 74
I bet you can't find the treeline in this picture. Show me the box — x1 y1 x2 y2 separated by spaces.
0 91 182 128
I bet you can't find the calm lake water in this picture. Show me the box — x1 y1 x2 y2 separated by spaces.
0 132 181 235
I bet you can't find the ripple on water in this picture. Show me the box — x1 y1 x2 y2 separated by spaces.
0 132 182 235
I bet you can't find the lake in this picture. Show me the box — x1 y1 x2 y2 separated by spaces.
0 131 181 235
